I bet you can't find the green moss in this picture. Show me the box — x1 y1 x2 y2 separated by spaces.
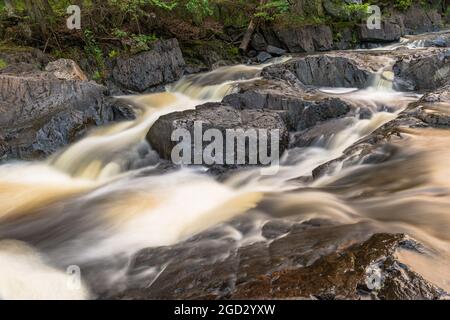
0 58 7 69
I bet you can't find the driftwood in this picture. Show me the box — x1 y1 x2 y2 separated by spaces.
239 0 266 52
239 19 257 53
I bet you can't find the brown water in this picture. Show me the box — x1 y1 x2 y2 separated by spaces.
0 52 449 299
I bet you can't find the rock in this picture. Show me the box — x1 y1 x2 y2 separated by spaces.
393 48 450 91
111 39 185 92
266 45 286 57
263 53 377 88
0 47 51 68
358 19 404 43
426 37 448 48
256 51 272 63
272 25 334 53
45 58 88 81
401 5 442 34
251 33 267 51
0 61 114 160
146 103 289 164
107 218 447 300
223 79 353 131
334 28 354 50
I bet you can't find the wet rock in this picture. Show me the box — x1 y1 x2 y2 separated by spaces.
262 53 377 88
146 102 289 164
0 60 114 160
393 48 450 91
111 39 186 92
231 233 446 300
256 51 272 63
426 37 448 48
223 79 353 131
107 217 447 300
266 45 286 57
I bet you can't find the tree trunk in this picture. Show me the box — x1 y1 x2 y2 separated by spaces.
239 0 266 53
239 19 257 53
24 0 54 37
4 0 15 16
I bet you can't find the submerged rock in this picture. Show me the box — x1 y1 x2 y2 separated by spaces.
0 60 114 160
111 39 186 92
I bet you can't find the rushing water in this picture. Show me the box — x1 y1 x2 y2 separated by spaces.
0 45 449 299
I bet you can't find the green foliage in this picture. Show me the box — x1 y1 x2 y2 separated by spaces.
83 28 105 78
108 49 119 59
112 28 129 39
254 0 290 21
394 0 413 11
185 0 213 19
130 33 158 53
0 58 7 69
344 3 370 17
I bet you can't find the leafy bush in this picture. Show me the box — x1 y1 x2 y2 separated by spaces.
394 0 413 11
254 0 290 21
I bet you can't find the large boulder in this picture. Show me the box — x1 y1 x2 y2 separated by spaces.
262 53 377 88
146 103 289 165
274 25 333 52
223 79 353 131
400 5 442 34
358 18 404 43
255 25 333 53
111 39 186 92
393 48 450 91
0 59 114 160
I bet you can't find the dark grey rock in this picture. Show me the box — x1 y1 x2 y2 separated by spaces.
251 33 267 51
358 19 404 43
256 51 272 63
111 39 185 92
401 5 442 34
393 49 450 91
0 60 115 161
146 102 289 164
223 79 353 131
263 53 376 88
272 25 334 53
266 45 286 57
